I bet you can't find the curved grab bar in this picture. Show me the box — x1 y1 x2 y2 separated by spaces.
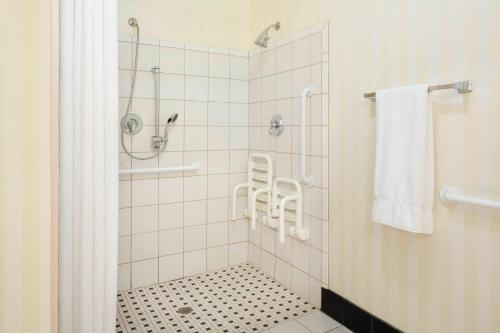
300 85 314 186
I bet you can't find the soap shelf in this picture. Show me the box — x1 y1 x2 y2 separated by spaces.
232 154 308 243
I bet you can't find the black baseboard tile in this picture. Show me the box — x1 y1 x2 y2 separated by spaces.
321 288 343 322
321 288 405 333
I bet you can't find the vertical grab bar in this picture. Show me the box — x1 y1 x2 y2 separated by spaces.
300 86 314 186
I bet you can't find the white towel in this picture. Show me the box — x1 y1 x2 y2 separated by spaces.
372 84 434 234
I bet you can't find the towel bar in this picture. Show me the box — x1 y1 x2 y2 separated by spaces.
364 80 472 100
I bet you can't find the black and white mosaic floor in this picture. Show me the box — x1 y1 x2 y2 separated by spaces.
116 264 318 333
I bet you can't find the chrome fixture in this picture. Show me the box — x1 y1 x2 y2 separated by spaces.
254 22 280 48
269 114 284 136
120 19 177 160
364 80 472 100
120 113 143 135
128 17 138 27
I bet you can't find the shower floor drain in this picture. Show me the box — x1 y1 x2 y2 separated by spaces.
176 306 193 315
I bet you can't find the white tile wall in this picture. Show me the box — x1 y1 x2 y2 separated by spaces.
246 23 329 307
118 24 329 298
118 39 249 290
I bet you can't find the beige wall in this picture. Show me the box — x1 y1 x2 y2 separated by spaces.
118 0 253 49
0 0 58 332
249 0 500 332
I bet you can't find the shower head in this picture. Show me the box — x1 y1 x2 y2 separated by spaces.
128 17 138 27
254 22 280 48
167 113 179 124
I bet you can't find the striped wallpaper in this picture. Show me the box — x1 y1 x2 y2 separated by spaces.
118 0 253 50
2 1 499 332
248 0 500 332
0 0 58 332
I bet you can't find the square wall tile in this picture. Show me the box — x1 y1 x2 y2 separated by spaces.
132 179 158 207
136 44 159 71
118 263 131 291
118 236 131 264
184 225 207 251
275 43 291 73
184 200 207 226
261 249 276 277
184 249 207 276
230 103 248 126
230 56 248 80
132 232 158 261
159 254 183 282
207 102 230 126
260 49 275 77
119 208 131 236
207 245 228 271
159 202 183 230
132 205 158 234
207 174 229 198
159 228 183 256
230 150 248 173
132 258 158 288
207 222 228 247
185 76 208 101
207 198 229 224
230 80 248 103
230 127 248 150
159 177 183 204
119 181 131 208
209 78 230 102
208 127 230 150
249 55 261 79
249 79 261 103
229 219 248 243
209 53 230 78
207 150 230 175
160 74 184 100
291 266 309 300
275 258 292 288
184 176 207 201
184 126 207 151
228 242 248 265
185 50 208 76
292 36 310 69
160 47 184 74
185 101 207 125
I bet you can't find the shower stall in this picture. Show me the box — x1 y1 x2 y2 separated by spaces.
117 15 331 333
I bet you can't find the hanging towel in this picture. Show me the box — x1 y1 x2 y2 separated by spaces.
372 84 434 234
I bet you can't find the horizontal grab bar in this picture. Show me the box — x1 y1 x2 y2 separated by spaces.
119 162 199 175
440 186 500 210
